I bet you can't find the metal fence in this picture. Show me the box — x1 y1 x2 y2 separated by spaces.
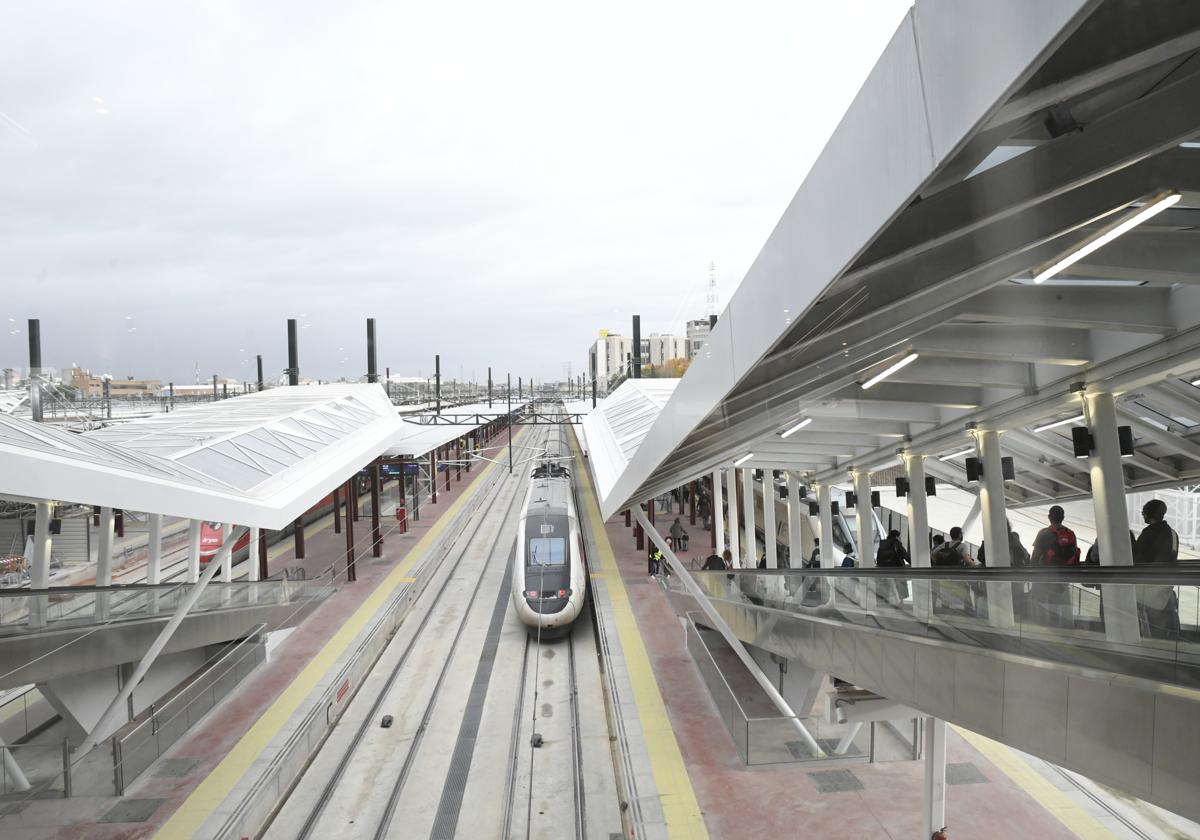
112 625 267 794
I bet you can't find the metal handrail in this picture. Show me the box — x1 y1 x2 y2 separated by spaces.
702 565 1200 584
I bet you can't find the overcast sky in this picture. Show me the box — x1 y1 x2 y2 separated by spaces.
1 1 911 385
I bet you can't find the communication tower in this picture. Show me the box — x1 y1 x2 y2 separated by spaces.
706 262 718 317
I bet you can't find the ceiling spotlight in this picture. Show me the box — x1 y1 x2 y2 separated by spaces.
734 453 754 467
939 447 974 461
862 353 919 389
780 417 813 439
1032 414 1085 433
1033 191 1181 284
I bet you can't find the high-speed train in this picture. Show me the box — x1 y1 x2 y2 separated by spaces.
511 428 587 636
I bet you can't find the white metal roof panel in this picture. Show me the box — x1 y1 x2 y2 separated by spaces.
1 385 403 529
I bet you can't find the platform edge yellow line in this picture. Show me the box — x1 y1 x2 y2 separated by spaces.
952 726 1119 840
156 454 503 839
571 435 709 840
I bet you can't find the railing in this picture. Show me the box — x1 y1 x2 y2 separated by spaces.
684 612 823 765
112 625 267 793
0 686 56 744
683 566 1200 691
0 578 312 635
0 739 72 797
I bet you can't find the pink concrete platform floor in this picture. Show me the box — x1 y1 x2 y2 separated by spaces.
606 512 1079 840
0 432 517 840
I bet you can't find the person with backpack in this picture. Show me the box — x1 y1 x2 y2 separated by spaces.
1029 505 1079 628
931 527 972 567
876 529 910 603
1134 499 1180 638
977 520 1029 567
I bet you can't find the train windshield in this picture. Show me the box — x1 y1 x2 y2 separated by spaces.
528 537 567 566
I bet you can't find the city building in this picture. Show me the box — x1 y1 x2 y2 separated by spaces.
646 334 688 368
685 318 712 359
66 366 161 398
587 331 636 393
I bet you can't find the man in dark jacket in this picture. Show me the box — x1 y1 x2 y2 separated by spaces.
875 530 910 603
1134 499 1179 638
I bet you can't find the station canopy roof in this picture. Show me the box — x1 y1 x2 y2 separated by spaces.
0 391 27 415
582 380 678 505
595 0 1200 519
0 385 403 529
383 400 530 459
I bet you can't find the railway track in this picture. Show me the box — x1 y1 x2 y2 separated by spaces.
265 426 547 840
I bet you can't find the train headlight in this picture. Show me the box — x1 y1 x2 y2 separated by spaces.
557 588 570 597
526 590 538 599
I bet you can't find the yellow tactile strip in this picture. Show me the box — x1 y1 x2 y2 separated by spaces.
572 434 709 840
953 726 1118 839
157 453 504 838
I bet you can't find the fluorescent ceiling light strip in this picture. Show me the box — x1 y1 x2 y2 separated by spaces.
1033 192 1181 284
734 452 754 467
780 417 813 439
939 447 975 461
861 353 919 390
1032 414 1085 433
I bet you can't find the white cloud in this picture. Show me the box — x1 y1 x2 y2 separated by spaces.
0 0 912 382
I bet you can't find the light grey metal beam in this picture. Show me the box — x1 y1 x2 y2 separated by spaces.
848 66 1200 278
1064 230 1200 280
1117 409 1200 465
886 357 1034 389
808 327 1200 486
1136 385 1200 425
654 159 1194 500
914 325 1093 365
846 382 984 410
955 285 1173 334
985 28 1200 131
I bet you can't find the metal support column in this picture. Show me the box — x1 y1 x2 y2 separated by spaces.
905 454 930 566
922 717 947 840
742 468 757 567
632 315 642 379
852 471 874 564
256 355 264 391
96 507 115 595
370 463 382 558
431 452 438 503
258 528 269 580
1086 390 1141 642
30 501 52 627
27 319 42 423
977 430 1016 627
906 453 932 620
787 471 803 568
762 473 777 568
287 319 299 386
487 367 492 408
345 479 357 582
333 486 342 533
689 480 697 526
294 515 306 559
220 523 234 582
712 469 724 552
435 354 441 414
817 484 834 568
187 519 201 583
724 467 740 566
147 514 162 585
366 318 378 383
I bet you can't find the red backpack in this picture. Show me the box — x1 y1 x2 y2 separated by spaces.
1044 525 1080 566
